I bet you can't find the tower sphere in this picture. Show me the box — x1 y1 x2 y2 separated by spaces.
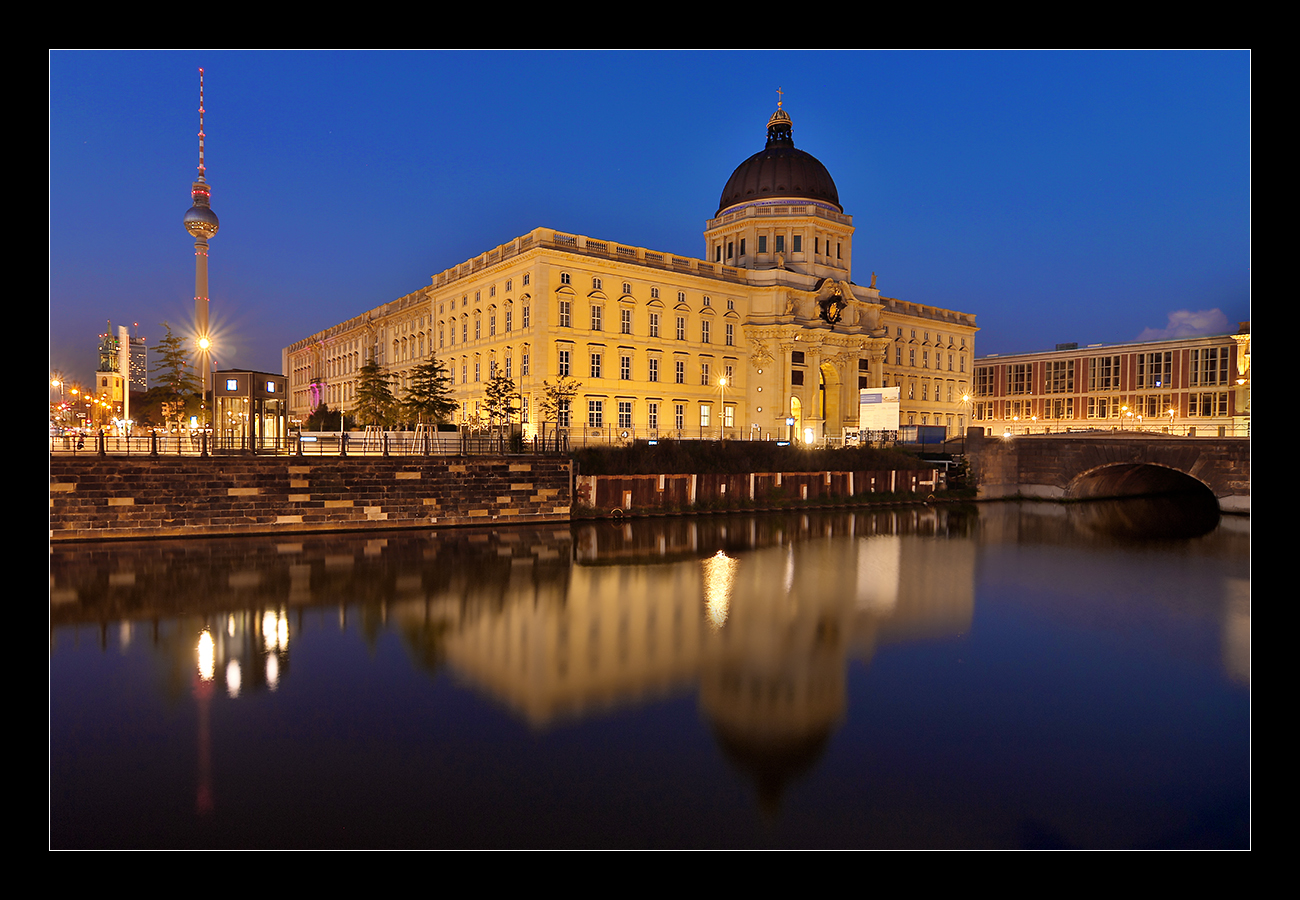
185 181 219 240
717 106 841 216
184 204 220 239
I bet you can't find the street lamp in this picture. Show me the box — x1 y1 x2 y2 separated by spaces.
197 335 212 429
961 392 971 452
717 376 727 441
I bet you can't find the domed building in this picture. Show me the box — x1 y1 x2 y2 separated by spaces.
285 103 978 443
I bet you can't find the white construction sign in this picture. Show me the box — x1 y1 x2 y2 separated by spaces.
859 386 901 432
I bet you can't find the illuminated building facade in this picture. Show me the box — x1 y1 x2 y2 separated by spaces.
284 104 978 442
972 323 1250 436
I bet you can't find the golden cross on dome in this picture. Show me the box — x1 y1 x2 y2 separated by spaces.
776 86 783 109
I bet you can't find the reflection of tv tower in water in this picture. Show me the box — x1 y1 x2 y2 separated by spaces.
183 67 219 425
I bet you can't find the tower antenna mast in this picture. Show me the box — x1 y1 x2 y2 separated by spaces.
183 67 219 428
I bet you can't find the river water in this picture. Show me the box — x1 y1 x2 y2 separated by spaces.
49 501 1249 848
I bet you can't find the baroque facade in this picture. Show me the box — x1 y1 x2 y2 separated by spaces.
972 324 1250 436
284 105 978 442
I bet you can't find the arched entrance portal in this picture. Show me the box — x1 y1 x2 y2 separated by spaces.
790 396 802 443
819 362 843 438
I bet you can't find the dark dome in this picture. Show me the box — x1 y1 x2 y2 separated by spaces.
717 107 841 216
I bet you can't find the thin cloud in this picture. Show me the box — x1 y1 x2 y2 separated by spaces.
1136 309 1230 342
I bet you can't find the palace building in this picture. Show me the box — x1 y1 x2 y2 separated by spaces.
283 104 978 443
972 323 1250 437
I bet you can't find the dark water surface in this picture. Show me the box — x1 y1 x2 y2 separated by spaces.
50 502 1249 848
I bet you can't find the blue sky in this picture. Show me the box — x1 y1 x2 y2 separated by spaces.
49 50 1249 388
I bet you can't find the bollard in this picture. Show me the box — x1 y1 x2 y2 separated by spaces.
383 432 389 457
340 432 348 457
150 430 159 458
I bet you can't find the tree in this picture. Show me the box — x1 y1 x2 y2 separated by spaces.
151 323 202 428
354 361 397 427
305 401 350 432
484 373 519 426
402 356 457 426
540 375 582 428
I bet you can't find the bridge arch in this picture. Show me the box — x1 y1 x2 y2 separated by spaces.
1067 462 1217 502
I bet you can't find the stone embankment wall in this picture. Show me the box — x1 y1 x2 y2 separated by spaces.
49 456 572 542
575 468 943 513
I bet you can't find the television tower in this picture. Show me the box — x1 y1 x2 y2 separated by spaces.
183 67 218 425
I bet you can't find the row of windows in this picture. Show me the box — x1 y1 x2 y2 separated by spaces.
974 393 1233 420
559 272 735 309
714 235 843 262
558 301 737 345
896 347 968 371
557 399 736 431
895 329 968 348
979 350 1236 396
440 306 531 349
557 348 735 386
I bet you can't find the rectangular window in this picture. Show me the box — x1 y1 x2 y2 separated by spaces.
701 363 711 385
522 306 530 329
1138 351 1172 389
505 310 512 332
590 352 602 379
1191 348 1229 386
621 308 632 334
475 319 481 340
675 360 685 384
462 322 468 343
1007 364 1031 395
489 315 496 337
649 357 659 382
702 320 710 344
922 351 929 369
588 400 603 428
675 403 685 430
557 399 570 428
700 404 711 428
725 323 734 346
648 402 659 430
522 396 529 423
1046 360 1074 394
505 356 512 380
474 362 480 382
1089 356 1119 391
724 405 734 428
618 401 632 429
739 239 746 257
559 300 571 328
620 354 631 380
676 317 686 341
591 307 603 331
775 235 785 253
792 234 802 252
649 313 660 338
558 349 570 377
522 352 529 376
792 371 804 386
759 235 767 253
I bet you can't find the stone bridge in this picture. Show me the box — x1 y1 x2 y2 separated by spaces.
966 431 1250 513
